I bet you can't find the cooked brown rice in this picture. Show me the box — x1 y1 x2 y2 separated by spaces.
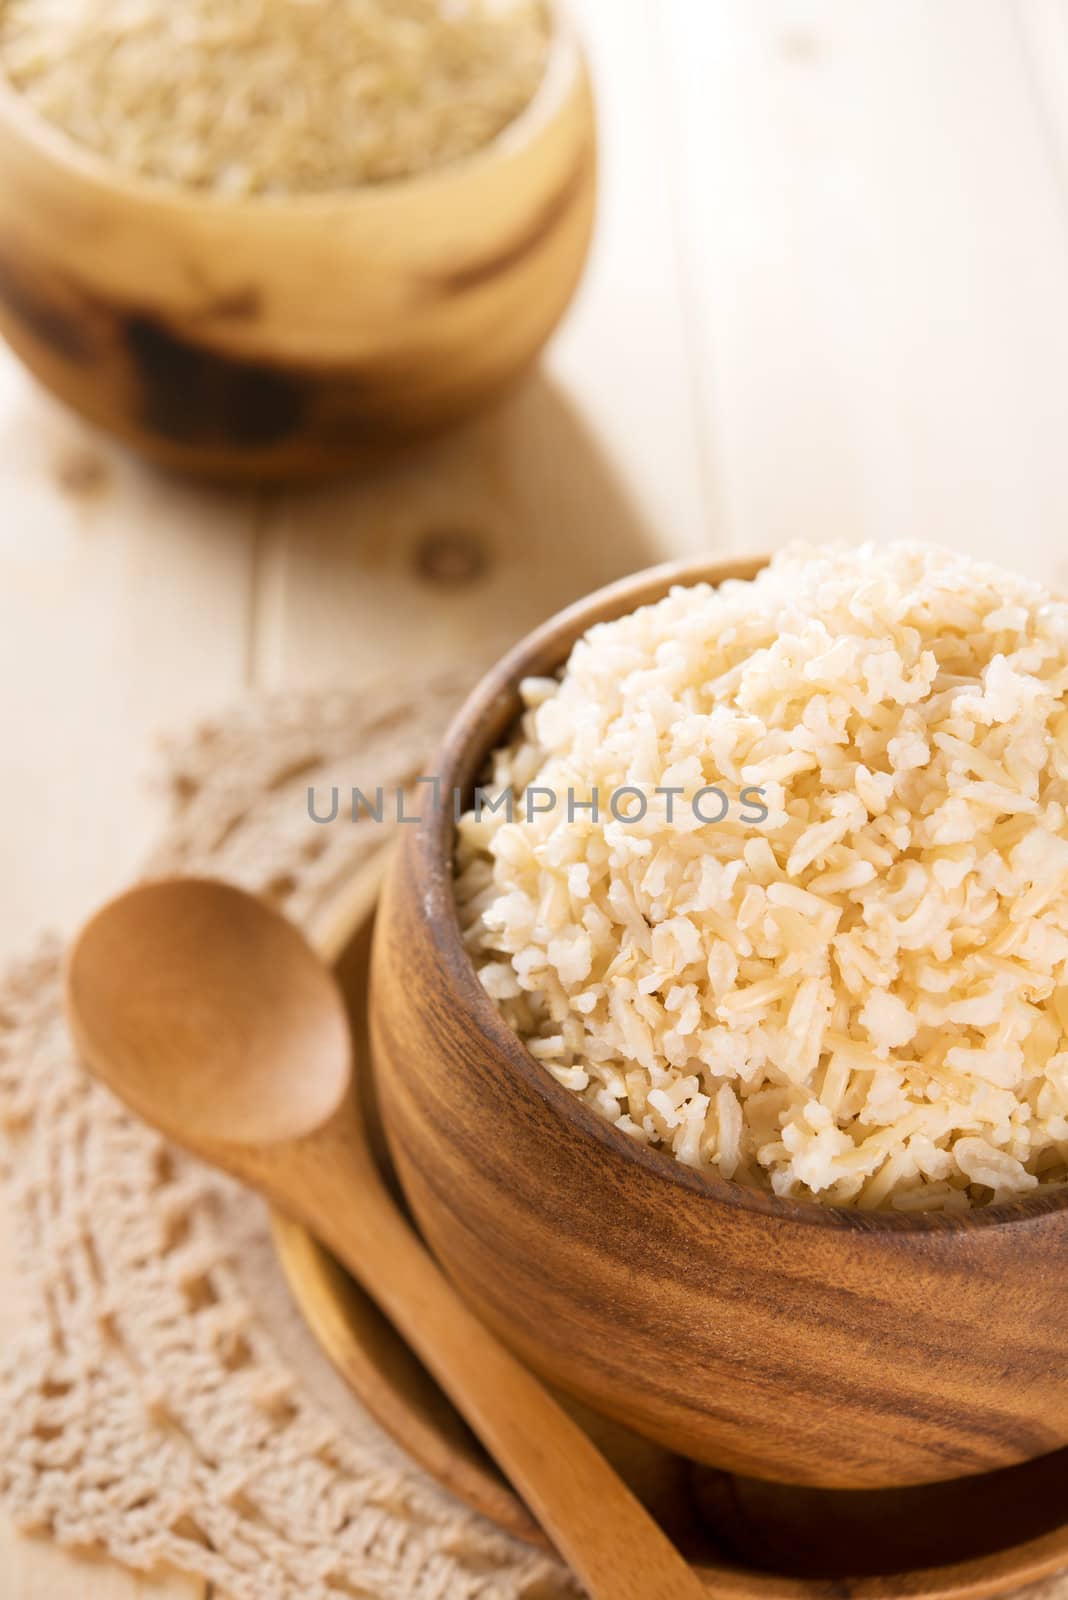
456 542 1068 1211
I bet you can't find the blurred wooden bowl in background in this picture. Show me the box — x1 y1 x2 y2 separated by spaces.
0 4 596 482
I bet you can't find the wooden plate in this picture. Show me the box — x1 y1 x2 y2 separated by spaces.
272 908 1068 1599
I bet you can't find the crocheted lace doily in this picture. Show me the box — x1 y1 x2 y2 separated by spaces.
1 682 1064 1600
0 677 577 1600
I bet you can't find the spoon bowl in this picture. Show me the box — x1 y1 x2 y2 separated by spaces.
68 877 351 1148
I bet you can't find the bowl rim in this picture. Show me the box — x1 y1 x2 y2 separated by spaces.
0 0 584 216
415 553 1068 1236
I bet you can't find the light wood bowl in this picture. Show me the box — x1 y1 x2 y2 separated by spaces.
0 5 595 481
370 555 1068 1493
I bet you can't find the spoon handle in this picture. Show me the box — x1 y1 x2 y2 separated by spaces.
291 1132 707 1600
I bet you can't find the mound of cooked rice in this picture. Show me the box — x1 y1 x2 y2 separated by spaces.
455 542 1068 1211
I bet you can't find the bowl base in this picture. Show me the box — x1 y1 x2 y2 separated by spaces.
692 1456 1068 1581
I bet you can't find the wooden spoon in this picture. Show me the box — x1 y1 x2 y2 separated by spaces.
65 865 708 1600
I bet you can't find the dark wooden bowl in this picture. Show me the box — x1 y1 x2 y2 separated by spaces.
370 555 1068 1493
275 906 1068 1598
0 5 595 481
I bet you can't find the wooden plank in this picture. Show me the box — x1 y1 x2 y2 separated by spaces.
249 0 714 691
0 361 254 1592
2 1539 202 1600
659 0 1068 582
1016 0 1068 185
549 0 717 558
0 365 258 965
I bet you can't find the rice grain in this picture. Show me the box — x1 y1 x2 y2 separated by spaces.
456 543 1068 1211
0 0 551 194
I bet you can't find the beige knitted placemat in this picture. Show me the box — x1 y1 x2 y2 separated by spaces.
0 681 1064 1600
0 675 576 1600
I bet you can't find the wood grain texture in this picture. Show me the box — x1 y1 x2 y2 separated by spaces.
370 555 1068 1493
66 872 709 1600
0 372 257 970
658 0 1068 573
276 894 1068 1598
272 1233 1068 1600
274 1160 1068 1598
0 11 595 481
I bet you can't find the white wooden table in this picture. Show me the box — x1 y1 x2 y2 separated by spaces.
3 2 1068 1594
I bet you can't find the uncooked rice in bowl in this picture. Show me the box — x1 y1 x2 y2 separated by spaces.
455 542 1068 1212
0 0 551 195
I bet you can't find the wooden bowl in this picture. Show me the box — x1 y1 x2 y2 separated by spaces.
370 555 1068 1493
0 5 595 481
274 1208 1068 1599
277 895 1068 1600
